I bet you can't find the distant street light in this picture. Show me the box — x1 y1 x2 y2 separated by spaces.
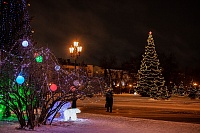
193 82 197 86
69 41 82 72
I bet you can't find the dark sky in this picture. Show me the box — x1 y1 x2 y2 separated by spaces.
30 0 200 68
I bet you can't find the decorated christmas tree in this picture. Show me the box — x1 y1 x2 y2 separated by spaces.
137 31 170 99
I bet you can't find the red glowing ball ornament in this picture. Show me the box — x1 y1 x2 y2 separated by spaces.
70 86 76 92
50 84 57 91
3 1 8 4
34 52 39 58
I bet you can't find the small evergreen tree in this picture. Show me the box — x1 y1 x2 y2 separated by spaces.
188 81 199 99
178 81 185 96
172 83 178 95
137 31 170 99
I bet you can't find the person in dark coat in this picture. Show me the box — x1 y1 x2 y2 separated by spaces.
105 89 113 113
70 86 77 108
72 99 77 108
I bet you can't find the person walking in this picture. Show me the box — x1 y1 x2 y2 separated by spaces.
105 89 113 113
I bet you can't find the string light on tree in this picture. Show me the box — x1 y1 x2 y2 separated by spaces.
137 31 170 99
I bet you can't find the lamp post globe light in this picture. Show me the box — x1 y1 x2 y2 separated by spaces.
69 41 82 72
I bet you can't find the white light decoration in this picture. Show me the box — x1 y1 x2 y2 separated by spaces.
73 80 79 87
48 101 81 121
55 65 60 71
48 101 71 121
16 75 25 84
22 40 29 47
64 108 81 121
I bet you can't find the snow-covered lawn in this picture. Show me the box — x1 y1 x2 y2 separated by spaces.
0 113 200 133
1 94 200 133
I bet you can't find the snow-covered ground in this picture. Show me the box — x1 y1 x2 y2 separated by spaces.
0 113 200 133
1 94 200 133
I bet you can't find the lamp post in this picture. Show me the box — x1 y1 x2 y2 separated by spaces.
69 41 82 109
69 41 82 72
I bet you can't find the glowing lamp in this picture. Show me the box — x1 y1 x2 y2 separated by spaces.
55 65 60 71
193 83 197 86
35 55 43 63
22 40 28 47
73 80 79 86
74 42 79 47
50 84 57 91
69 47 74 53
16 75 25 84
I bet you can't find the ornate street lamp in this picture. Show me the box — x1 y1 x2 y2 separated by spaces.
69 41 82 72
69 42 82 108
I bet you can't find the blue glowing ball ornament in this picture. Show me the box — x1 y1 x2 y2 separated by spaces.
55 65 60 71
16 75 25 84
22 40 29 47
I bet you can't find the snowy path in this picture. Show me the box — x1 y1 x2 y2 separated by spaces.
1 113 200 133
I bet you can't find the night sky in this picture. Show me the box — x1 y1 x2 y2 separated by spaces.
30 0 200 68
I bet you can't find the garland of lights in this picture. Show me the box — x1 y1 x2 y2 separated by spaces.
137 31 169 99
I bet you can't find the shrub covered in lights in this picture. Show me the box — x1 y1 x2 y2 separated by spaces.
0 0 106 130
